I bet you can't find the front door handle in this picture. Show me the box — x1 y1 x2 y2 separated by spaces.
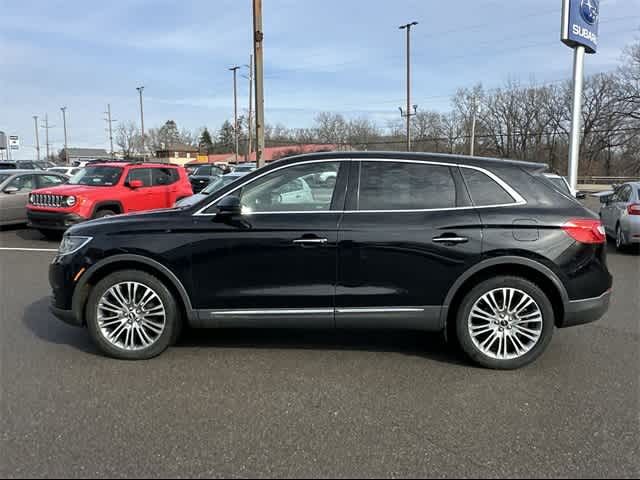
293 237 328 245
433 235 469 245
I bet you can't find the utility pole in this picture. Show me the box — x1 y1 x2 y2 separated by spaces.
41 114 53 161
33 116 40 161
104 104 116 159
61 106 69 165
136 86 146 158
245 54 254 162
399 21 418 152
229 66 240 164
253 0 265 168
470 97 478 157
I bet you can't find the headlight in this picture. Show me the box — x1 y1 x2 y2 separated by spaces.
58 236 92 256
65 196 77 207
29 194 35 204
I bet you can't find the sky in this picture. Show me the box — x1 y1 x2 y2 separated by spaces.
1 0 639 158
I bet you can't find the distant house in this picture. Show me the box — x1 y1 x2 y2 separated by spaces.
155 144 199 166
62 148 110 165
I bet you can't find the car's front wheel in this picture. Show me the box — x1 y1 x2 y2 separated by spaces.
86 270 182 360
455 276 555 370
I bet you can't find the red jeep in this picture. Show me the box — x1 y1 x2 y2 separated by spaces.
27 162 193 236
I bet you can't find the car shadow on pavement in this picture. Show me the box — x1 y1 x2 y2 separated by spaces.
23 297 470 366
178 328 471 366
23 298 99 356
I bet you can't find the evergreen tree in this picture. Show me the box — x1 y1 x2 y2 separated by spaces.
199 128 214 153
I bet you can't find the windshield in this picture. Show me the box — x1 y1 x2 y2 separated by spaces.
202 176 237 194
547 177 571 196
234 165 255 172
68 166 123 186
0 174 10 183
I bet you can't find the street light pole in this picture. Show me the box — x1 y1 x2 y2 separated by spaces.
229 66 240 164
136 86 146 158
61 107 69 166
399 21 418 152
253 0 265 168
33 116 40 161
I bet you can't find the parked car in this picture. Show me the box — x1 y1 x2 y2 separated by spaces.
27 162 192 237
0 160 47 170
48 166 81 177
232 162 257 174
189 174 222 194
598 182 640 251
188 164 225 177
175 172 246 208
49 152 611 368
0 170 68 226
543 173 586 199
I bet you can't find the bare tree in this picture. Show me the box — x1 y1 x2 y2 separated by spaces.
116 122 141 159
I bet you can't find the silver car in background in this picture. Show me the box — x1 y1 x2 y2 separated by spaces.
0 170 68 226
599 182 640 251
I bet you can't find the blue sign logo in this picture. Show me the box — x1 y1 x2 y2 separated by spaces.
580 0 599 25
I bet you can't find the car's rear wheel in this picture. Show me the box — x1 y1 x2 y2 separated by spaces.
616 224 626 251
86 270 181 360
455 276 554 370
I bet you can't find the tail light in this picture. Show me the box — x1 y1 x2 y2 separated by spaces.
562 219 606 244
627 204 640 216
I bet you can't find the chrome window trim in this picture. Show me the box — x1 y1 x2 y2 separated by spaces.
336 307 425 314
193 157 526 216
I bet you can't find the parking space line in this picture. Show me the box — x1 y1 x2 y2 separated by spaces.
0 247 58 253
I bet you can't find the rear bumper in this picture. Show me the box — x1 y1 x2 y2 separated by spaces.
27 210 85 230
561 290 611 328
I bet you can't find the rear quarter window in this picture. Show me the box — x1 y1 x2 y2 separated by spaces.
461 168 516 206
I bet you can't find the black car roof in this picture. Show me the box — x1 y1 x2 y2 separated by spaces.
270 151 548 172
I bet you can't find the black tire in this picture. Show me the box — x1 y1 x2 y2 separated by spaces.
39 229 62 240
455 276 555 370
86 270 182 360
93 209 117 219
616 224 627 252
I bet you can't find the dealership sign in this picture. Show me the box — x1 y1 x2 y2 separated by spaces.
562 0 599 54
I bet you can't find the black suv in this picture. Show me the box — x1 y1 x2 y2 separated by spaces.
49 152 612 369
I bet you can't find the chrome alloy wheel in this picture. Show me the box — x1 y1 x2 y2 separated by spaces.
468 288 543 360
97 281 166 351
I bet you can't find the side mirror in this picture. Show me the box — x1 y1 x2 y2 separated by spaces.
129 180 144 189
216 196 242 216
576 192 586 200
3 186 19 195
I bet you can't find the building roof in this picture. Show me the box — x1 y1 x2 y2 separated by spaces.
63 148 110 157
157 144 199 153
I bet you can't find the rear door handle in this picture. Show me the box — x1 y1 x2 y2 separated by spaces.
433 235 469 245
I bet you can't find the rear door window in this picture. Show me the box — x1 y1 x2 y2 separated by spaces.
461 168 516 206
358 161 457 211
152 168 178 186
127 168 153 187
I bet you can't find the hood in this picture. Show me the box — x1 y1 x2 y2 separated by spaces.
67 207 184 236
31 184 106 196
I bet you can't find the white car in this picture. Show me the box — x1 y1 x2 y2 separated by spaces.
47 166 81 177
543 173 585 199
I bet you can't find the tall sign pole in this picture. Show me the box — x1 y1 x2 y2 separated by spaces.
229 66 240 164
33 116 40 161
137 86 146 158
61 106 69 166
253 0 265 168
399 22 418 152
561 0 600 191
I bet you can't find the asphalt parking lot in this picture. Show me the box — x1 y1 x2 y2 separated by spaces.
1 214 639 477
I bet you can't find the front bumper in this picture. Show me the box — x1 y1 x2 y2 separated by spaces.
561 290 612 328
27 210 85 231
